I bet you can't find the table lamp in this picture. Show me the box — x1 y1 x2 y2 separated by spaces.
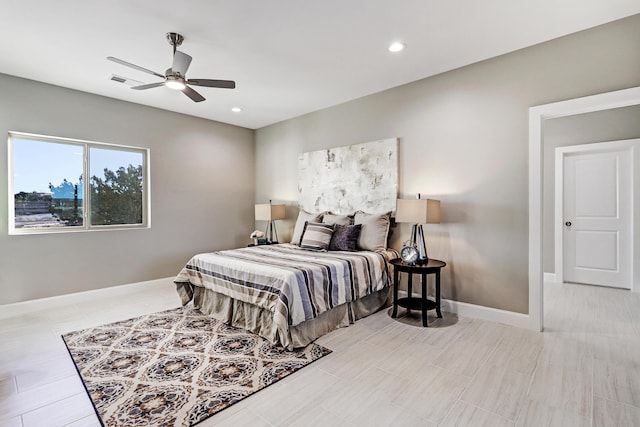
396 194 441 263
255 200 286 243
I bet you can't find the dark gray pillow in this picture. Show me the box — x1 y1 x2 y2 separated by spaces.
329 224 362 251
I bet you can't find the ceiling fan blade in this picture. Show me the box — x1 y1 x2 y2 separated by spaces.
172 51 192 76
107 56 165 79
183 85 205 102
187 79 236 89
131 82 166 90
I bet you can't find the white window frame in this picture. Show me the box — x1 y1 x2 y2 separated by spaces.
8 132 151 234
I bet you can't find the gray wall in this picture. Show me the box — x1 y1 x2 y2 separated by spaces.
543 105 640 273
255 14 640 314
0 73 255 305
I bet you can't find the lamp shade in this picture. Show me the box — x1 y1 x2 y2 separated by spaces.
396 198 441 224
255 204 286 221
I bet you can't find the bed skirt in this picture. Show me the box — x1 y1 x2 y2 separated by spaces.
192 286 391 350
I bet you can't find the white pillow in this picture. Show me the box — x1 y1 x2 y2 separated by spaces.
291 210 324 245
353 211 391 252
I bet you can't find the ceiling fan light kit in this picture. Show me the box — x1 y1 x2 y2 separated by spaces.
165 76 186 90
107 32 235 103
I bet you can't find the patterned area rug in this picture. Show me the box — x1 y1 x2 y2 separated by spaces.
62 307 332 426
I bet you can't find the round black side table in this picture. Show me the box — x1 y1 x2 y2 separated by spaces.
390 258 446 327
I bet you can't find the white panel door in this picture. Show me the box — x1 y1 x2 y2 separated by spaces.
563 149 631 288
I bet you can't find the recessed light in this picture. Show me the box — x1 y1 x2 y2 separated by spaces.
388 42 405 53
231 107 242 113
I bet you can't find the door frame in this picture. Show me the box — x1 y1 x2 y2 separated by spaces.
528 86 640 332
554 140 635 288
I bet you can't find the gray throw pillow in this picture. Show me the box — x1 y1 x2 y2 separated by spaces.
300 222 334 251
291 210 324 245
322 212 355 226
329 224 362 251
354 211 391 252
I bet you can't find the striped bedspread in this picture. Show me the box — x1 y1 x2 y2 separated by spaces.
174 243 393 332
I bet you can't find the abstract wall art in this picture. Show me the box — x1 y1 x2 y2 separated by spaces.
298 138 398 214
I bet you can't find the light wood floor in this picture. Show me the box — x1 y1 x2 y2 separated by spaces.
1 279 639 426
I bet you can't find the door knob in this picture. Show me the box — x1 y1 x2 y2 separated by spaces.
565 221 572 227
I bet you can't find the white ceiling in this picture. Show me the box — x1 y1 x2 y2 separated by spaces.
1 1 638 130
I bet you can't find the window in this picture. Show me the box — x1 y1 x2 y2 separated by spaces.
8 132 149 234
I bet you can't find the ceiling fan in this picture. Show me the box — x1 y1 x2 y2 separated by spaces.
107 32 235 103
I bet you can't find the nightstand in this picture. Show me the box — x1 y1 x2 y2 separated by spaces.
247 241 279 247
390 258 446 327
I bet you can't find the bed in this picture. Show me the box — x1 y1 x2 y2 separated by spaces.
174 241 396 350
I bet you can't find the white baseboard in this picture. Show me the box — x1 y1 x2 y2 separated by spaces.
398 290 530 329
0 277 175 316
543 272 557 283
440 298 530 329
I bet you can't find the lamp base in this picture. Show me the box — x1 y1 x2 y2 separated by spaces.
265 220 279 244
410 223 429 264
